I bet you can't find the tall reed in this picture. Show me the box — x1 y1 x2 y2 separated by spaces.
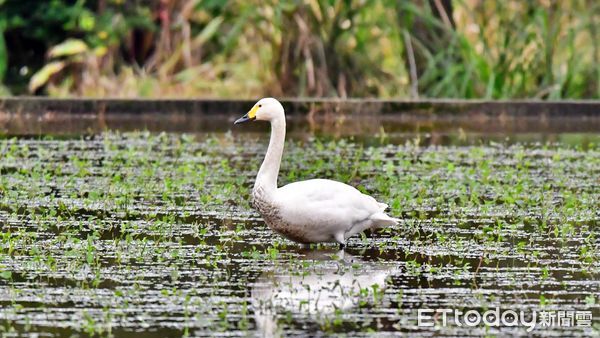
1 0 597 99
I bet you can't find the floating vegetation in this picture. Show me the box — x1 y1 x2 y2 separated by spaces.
0 131 598 336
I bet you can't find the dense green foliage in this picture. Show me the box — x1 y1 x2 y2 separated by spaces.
0 0 598 98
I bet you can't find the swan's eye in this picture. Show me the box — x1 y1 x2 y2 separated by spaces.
258 104 262 108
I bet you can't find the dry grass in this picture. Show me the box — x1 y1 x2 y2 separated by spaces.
20 1 599 99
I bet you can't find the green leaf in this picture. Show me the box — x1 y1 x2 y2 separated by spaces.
0 26 6 81
48 39 88 58
0 271 11 279
192 16 224 47
28 61 65 93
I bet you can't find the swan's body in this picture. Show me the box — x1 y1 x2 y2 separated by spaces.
235 98 398 246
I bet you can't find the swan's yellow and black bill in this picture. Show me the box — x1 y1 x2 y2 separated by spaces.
234 105 258 124
234 113 254 124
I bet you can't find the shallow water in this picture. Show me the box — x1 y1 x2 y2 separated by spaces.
2 112 600 146
0 129 598 337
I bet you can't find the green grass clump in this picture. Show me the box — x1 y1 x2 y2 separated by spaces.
0 1 597 98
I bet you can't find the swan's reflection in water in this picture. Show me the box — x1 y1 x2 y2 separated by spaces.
251 250 398 336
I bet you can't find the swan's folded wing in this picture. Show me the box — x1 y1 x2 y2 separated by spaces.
276 179 383 236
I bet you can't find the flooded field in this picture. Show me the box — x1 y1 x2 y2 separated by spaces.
0 122 598 336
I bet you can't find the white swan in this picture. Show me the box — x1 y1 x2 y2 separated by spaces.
234 98 398 247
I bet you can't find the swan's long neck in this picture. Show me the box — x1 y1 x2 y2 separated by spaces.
255 116 286 194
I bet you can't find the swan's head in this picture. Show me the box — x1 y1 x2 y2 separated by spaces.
234 98 284 124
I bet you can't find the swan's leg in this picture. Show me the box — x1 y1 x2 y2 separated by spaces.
334 232 346 249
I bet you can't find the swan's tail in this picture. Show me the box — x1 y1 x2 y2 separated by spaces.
370 212 400 228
